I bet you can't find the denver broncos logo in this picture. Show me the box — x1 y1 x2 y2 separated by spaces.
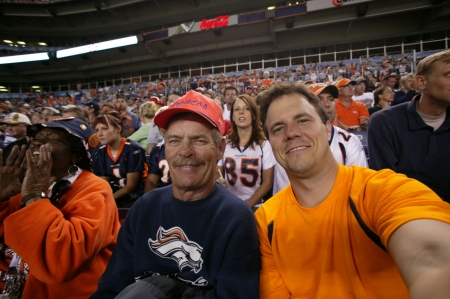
149 227 203 274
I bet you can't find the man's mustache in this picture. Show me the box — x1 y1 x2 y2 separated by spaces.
172 158 206 167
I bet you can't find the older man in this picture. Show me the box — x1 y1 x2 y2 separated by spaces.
91 91 259 299
369 50 450 202
0 112 30 162
335 78 370 131
255 82 450 299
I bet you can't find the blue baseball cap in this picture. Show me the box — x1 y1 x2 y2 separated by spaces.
27 117 99 162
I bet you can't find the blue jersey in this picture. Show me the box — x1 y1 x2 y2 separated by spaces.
94 138 148 193
148 143 171 188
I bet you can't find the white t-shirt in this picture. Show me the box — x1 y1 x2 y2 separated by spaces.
273 126 368 194
218 140 276 205
353 93 374 107
222 105 231 121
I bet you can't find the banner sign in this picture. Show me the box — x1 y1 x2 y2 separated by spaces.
308 0 374 12
168 14 238 36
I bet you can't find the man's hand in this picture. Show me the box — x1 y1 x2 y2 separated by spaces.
0 145 27 202
359 118 369 130
348 125 361 131
21 144 54 199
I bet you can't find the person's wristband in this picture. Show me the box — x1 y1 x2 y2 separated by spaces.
21 192 47 206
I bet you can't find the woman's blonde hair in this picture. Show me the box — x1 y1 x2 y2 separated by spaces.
139 101 157 119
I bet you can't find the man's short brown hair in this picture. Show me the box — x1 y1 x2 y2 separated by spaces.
224 86 238 96
416 49 450 78
257 82 329 138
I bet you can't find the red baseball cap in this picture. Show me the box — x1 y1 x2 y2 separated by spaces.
335 78 356 88
308 83 339 99
154 90 225 136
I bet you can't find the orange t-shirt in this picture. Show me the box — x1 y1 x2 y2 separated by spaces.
261 79 273 86
255 165 450 299
336 99 370 126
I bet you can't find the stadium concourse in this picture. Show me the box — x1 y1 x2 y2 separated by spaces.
1 0 450 298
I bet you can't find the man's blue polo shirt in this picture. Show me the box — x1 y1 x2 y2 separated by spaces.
368 96 450 202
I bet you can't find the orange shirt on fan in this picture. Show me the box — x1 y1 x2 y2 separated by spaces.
255 165 450 299
0 171 120 299
261 79 273 86
335 98 370 126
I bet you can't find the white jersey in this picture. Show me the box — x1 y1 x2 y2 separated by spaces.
273 126 368 194
222 105 231 121
218 140 276 205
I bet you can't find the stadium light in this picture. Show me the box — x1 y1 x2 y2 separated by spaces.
0 52 49 64
3 40 13 44
56 36 138 58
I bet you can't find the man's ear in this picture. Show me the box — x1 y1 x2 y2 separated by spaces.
159 128 166 136
416 75 426 91
217 137 226 160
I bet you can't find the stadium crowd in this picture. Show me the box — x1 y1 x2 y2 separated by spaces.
0 49 448 298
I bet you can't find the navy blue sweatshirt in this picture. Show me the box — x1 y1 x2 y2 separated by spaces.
90 183 260 298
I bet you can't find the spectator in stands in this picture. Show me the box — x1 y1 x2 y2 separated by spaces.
272 83 368 194
368 49 450 202
261 71 273 86
396 58 412 74
146 93 181 154
368 86 394 115
335 78 370 131
114 96 139 137
30 113 43 124
324 67 337 83
128 101 157 149
0 113 30 162
256 81 450 299
144 107 170 194
41 107 60 122
217 95 276 210
91 91 259 299
202 90 214 99
365 73 378 92
93 111 148 207
73 83 83 104
0 118 120 299
214 93 224 107
62 106 89 122
342 64 353 79
352 77 374 107
81 101 100 127
392 73 418 106
222 86 237 121
382 73 397 90
100 102 115 114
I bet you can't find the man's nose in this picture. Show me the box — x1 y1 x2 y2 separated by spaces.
285 123 302 140
179 140 194 157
